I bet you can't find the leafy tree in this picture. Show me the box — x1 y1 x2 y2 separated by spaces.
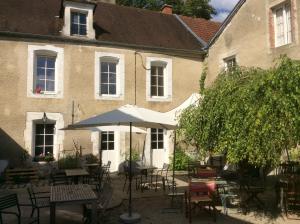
116 0 216 19
179 57 300 168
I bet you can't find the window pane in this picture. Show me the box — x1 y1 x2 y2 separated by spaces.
79 13 87 24
151 76 157 86
46 80 55 91
101 142 107 150
45 124 55 134
36 80 45 91
158 87 164 96
108 132 114 141
101 73 108 83
37 68 45 78
71 24 78 35
151 142 157 149
35 147 43 156
158 76 164 86
151 66 156 75
45 135 53 145
109 84 116 94
35 135 44 146
47 69 55 80
157 67 163 76
101 133 108 141
151 86 157 96
158 133 163 141
79 25 87 35
37 57 46 67
101 84 108 94
108 142 114 150
109 63 116 73
71 13 79 23
47 58 55 68
158 141 164 149
109 74 116 83
101 62 108 73
151 133 157 141
45 146 53 155
35 124 44 134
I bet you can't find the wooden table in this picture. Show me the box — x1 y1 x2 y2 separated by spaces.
50 184 97 224
65 169 89 184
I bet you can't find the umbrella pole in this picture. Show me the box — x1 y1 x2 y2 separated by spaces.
172 131 176 194
129 122 132 217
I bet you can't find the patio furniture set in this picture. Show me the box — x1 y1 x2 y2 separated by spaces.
0 161 113 224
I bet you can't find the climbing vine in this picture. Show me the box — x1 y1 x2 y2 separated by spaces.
179 56 300 167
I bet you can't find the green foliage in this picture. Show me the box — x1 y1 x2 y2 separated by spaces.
179 57 300 168
199 64 207 94
44 153 55 163
58 155 81 169
124 149 140 161
116 0 216 19
290 146 300 161
85 154 99 164
170 147 194 170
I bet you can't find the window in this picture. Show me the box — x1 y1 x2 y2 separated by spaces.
62 1 95 39
224 56 237 71
27 45 64 98
273 3 292 47
95 52 125 100
151 65 164 97
151 128 164 150
34 123 55 156
146 57 172 102
35 55 56 93
71 11 87 36
100 60 117 95
101 131 114 150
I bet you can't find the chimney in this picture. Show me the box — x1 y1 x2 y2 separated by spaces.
161 4 173 15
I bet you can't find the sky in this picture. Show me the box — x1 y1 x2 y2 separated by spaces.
210 0 240 22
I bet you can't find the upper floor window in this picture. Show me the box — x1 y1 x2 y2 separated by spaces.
35 55 56 93
62 1 95 39
146 57 172 102
95 52 125 100
273 3 292 47
71 11 87 36
101 131 114 150
151 128 164 149
27 45 64 99
224 56 237 71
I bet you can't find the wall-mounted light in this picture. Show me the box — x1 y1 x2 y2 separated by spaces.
42 112 48 125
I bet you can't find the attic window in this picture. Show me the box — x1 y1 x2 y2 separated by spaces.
71 11 87 36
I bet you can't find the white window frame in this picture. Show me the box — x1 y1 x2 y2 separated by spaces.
273 3 292 47
146 57 172 102
62 1 95 39
223 56 237 71
70 10 88 36
94 52 125 100
24 112 64 160
151 128 165 150
27 45 64 99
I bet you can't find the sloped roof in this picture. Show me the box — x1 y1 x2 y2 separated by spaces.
0 0 204 52
179 15 221 43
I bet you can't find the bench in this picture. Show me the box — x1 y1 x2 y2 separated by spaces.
5 167 39 184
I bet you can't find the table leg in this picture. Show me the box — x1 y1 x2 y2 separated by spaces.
50 203 56 224
91 200 97 224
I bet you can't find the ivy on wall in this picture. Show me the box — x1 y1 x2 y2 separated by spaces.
179 56 300 167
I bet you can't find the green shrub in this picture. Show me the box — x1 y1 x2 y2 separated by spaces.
85 154 99 164
58 155 80 169
170 147 194 170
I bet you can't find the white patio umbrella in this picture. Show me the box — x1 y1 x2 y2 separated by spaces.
63 104 177 222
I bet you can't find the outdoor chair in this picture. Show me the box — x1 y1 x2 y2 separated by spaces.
102 161 111 183
83 183 113 224
153 163 169 191
0 193 38 224
185 180 217 223
217 182 239 215
284 175 300 217
50 170 68 185
88 167 105 191
27 185 50 224
122 162 142 192
195 168 217 179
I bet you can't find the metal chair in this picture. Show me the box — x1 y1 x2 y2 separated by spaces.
154 163 169 191
83 183 113 224
185 180 217 223
27 185 50 224
0 193 38 224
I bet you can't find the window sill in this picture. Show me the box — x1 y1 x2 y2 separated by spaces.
27 92 63 99
95 95 124 101
147 96 172 102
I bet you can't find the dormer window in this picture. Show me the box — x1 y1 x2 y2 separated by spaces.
62 1 95 39
71 11 87 36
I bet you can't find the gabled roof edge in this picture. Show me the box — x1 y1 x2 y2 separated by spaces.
174 14 208 49
207 0 246 48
